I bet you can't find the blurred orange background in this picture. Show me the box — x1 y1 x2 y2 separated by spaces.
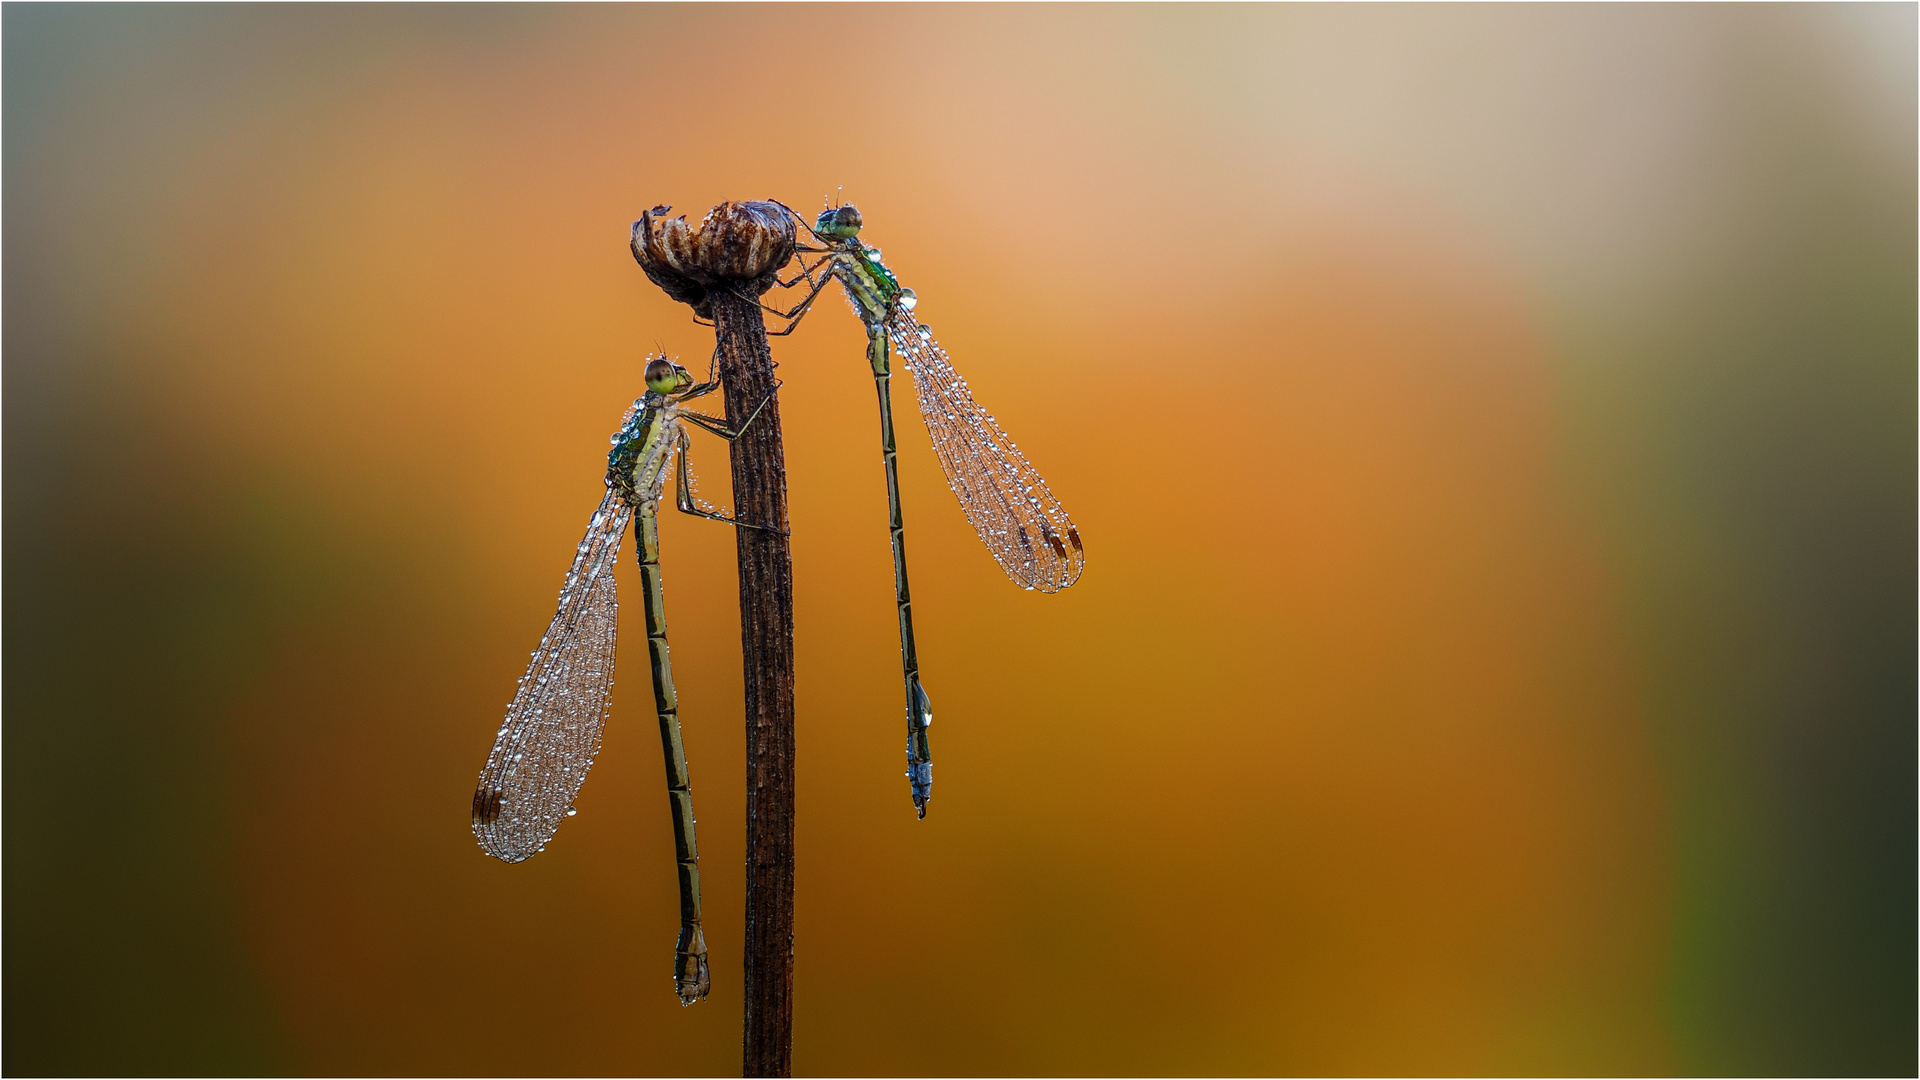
5 5 1912 1075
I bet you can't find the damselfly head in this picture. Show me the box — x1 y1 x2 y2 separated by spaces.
644 355 691 394
814 204 863 239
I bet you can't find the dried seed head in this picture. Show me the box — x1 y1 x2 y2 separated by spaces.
631 200 797 316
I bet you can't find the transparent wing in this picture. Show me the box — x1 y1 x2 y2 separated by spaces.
472 491 634 862
887 307 1085 592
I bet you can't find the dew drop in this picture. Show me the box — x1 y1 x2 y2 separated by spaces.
565 805 578 817
898 288 917 311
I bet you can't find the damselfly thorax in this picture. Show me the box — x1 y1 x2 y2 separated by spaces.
608 396 684 508
608 362 744 511
828 248 901 321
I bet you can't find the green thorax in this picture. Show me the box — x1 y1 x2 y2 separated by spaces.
606 393 673 508
833 242 902 325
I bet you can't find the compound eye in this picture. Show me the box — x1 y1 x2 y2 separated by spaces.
815 204 863 238
643 356 680 393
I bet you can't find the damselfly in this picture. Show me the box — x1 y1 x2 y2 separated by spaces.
471 354 778 1005
760 202 1085 817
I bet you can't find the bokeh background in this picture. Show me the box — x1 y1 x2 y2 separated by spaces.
5 4 1913 1075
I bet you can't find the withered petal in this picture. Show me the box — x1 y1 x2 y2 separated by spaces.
631 212 709 314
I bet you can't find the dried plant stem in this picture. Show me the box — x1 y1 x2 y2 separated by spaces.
712 291 796 1078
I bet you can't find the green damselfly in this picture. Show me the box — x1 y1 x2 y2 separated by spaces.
471 354 777 1005
762 202 1085 817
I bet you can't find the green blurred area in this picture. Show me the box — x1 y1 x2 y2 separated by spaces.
6 368 288 1073
1558 128 1916 1070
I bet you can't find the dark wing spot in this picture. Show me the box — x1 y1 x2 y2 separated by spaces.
473 785 504 826
1067 527 1083 553
1042 527 1068 559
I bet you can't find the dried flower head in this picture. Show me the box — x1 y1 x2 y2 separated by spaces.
630 200 797 317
